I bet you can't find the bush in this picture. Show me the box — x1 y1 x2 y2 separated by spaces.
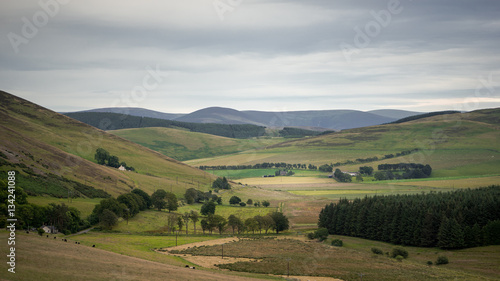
391 247 409 259
316 228 329 241
307 232 315 240
331 239 343 247
37 228 45 236
371 247 383 255
427 261 433 266
395 255 404 262
436 256 449 265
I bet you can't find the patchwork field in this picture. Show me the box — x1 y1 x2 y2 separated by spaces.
168 236 500 281
0 231 271 281
110 127 284 161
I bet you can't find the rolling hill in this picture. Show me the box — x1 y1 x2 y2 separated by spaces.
0 91 215 198
68 107 422 130
186 108 500 179
71 107 185 120
109 127 285 161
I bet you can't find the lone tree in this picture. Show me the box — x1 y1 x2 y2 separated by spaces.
212 177 231 190
99 209 118 230
165 192 179 213
95 148 110 165
270 212 289 234
229 196 242 205
151 189 167 211
190 211 199 234
262 200 270 207
201 201 216 216
228 214 243 235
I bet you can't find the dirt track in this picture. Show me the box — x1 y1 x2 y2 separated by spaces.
158 236 344 281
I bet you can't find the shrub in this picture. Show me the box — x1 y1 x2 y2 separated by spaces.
395 255 404 262
37 228 45 236
436 256 449 265
391 247 409 259
331 239 343 247
427 261 433 266
371 247 383 255
307 232 315 240
316 228 329 241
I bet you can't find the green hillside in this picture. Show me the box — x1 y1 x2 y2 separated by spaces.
64 111 267 138
186 109 500 179
0 91 215 198
110 127 286 161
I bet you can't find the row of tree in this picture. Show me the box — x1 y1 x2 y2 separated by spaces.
0 181 89 234
89 189 151 228
199 212 289 235
94 148 134 171
199 163 315 170
334 169 352 183
318 186 500 249
374 164 432 180
330 149 421 167
66 112 267 139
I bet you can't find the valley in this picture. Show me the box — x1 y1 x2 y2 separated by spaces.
1 91 499 280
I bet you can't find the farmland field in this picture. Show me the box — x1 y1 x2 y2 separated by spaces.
170 236 500 280
28 196 101 218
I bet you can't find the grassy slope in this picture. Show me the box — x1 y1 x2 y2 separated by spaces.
0 91 215 197
186 109 500 179
0 231 270 281
109 127 284 161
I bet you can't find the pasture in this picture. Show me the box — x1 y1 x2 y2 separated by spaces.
171 236 500 280
0 231 269 281
28 196 101 218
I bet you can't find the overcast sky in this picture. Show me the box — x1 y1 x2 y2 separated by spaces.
1 0 499 113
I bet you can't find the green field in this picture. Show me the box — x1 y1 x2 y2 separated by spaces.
172 236 500 280
72 231 220 266
110 127 285 161
28 196 101 218
209 168 324 180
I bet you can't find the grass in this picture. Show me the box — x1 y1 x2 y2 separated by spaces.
0 231 270 281
0 92 216 197
185 111 500 184
72 231 221 266
113 205 278 235
173 236 500 280
110 127 284 161
28 196 101 218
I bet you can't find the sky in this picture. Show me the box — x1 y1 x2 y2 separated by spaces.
1 0 500 113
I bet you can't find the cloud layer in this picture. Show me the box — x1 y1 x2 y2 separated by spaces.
1 0 499 113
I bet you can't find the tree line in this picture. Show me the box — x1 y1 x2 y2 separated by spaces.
0 181 89 234
95 148 135 171
318 186 500 249
374 163 432 180
89 188 152 229
199 162 314 170
65 112 267 139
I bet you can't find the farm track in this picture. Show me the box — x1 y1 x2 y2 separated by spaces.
158 236 343 281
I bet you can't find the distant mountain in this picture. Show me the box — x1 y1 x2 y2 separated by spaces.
177 108 420 130
67 107 423 131
175 107 257 125
368 109 422 119
70 107 185 120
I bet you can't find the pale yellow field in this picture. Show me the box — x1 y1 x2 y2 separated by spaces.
289 189 378 196
389 175 500 189
239 176 333 186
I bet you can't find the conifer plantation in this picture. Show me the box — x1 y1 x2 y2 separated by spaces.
318 186 500 249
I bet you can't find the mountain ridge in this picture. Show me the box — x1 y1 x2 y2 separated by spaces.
68 106 422 130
